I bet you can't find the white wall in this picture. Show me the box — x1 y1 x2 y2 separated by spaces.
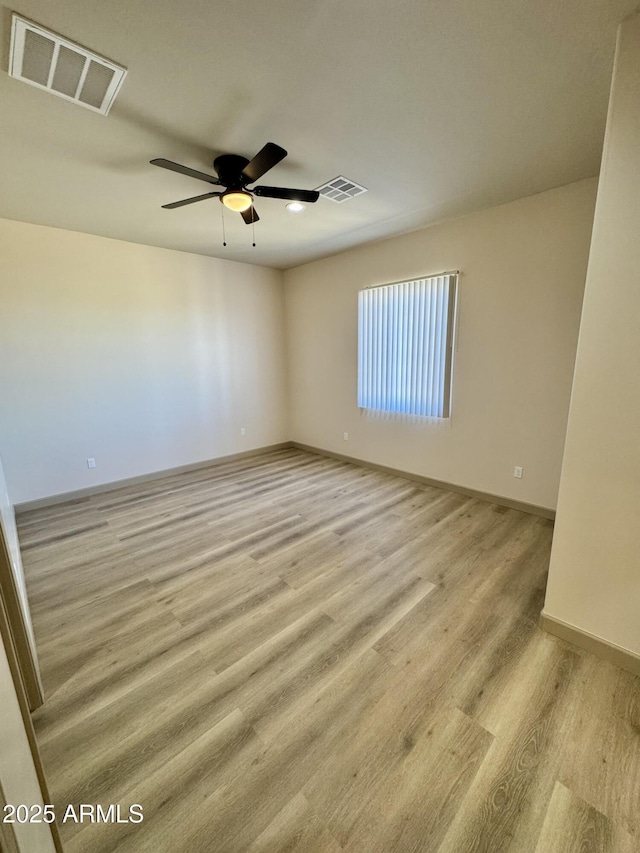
0 633 56 852
543 15 640 656
0 219 288 504
284 179 597 510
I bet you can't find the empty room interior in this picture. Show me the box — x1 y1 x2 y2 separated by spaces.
1 1 640 851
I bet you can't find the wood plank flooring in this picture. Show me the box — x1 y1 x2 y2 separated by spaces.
17 448 640 852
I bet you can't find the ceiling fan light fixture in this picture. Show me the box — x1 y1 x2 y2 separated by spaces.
222 191 253 212
152 143 319 227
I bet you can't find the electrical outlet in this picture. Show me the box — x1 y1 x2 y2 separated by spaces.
343 432 349 441
87 457 96 469
513 466 523 479
240 427 246 436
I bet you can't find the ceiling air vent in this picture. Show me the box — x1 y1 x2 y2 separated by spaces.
9 15 127 116
316 176 368 203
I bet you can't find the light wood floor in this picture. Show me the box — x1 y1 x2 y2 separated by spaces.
18 448 640 853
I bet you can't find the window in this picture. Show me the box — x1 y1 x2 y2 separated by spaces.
357 273 457 418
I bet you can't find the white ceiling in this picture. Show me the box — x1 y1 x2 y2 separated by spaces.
0 0 637 269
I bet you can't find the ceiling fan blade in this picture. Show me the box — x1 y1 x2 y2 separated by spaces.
241 205 260 224
162 192 221 209
241 143 287 183
151 158 221 185
253 186 320 203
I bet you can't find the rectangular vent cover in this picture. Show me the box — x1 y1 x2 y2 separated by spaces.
9 15 127 115
316 176 368 203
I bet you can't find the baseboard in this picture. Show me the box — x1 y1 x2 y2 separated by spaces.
14 443 293 513
16 440 555 520
540 611 640 677
290 442 555 520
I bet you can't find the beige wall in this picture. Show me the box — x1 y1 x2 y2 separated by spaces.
543 15 640 655
0 219 288 505
284 179 597 510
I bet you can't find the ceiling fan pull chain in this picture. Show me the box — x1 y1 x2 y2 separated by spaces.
221 203 227 247
252 217 256 248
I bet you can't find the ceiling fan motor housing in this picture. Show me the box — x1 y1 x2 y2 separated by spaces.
213 154 251 186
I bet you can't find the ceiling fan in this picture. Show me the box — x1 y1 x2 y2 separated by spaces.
150 142 319 224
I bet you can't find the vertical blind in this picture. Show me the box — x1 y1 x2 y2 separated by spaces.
357 274 457 418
